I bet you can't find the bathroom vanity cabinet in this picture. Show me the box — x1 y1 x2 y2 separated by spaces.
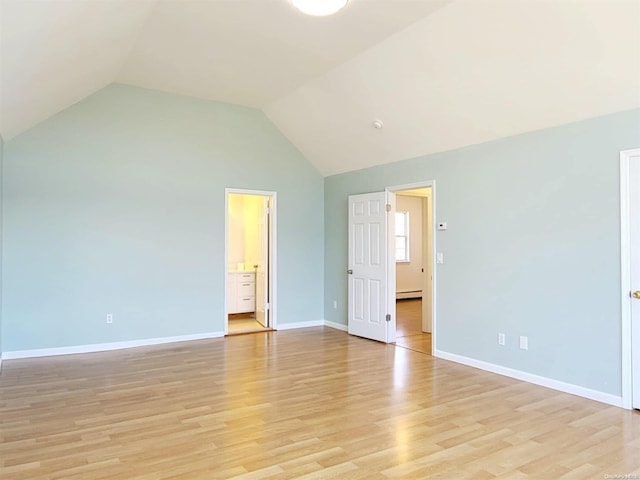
227 271 256 314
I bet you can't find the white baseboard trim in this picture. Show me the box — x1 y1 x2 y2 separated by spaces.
274 320 348 332
433 349 622 408
2 331 225 360
324 320 348 332
276 320 325 330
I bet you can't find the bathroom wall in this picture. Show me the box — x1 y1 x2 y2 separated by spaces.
228 193 265 271
228 194 246 269
242 195 265 270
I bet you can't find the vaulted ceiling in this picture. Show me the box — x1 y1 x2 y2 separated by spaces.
1 0 638 176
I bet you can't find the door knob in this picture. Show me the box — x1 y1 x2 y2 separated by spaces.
347 269 353 275
633 291 640 300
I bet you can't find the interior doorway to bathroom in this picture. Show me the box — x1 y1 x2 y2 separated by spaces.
225 189 276 335
391 184 434 355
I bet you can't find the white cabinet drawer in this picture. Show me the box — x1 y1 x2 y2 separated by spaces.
228 271 256 314
237 296 255 313
237 273 255 283
237 282 255 296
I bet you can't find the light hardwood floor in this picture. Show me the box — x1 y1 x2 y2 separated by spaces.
1 327 638 479
395 299 431 355
228 315 270 335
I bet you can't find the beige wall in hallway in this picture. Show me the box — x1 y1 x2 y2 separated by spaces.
396 194 423 296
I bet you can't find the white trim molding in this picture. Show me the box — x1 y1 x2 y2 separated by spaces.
1 322 350 361
278 320 347 331
386 180 437 349
224 188 278 334
620 148 640 409
2 332 225 360
276 320 325 330
324 320 348 331
434 349 622 408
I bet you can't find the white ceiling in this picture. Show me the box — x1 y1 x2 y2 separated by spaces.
266 0 640 175
1 0 638 176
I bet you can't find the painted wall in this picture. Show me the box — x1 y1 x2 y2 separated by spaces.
3 84 324 352
242 195 264 269
228 194 246 269
228 193 264 271
325 108 640 396
396 194 423 296
0 134 3 366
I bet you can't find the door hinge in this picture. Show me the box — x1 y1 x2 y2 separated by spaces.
386 314 391 322
266 207 270 215
266 302 270 311
386 204 391 213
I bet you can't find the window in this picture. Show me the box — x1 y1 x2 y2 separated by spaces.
395 211 410 262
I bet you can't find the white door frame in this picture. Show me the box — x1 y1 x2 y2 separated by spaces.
620 148 639 409
224 188 277 334
386 180 437 351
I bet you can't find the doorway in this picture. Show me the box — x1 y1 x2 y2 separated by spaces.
346 182 436 349
225 189 276 335
389 184 435 355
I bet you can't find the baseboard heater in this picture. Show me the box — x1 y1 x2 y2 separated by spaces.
396 290 422 300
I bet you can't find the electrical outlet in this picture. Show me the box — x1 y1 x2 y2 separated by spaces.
333 300 337 309
106 314 113 324
498 333 505 346
519 335 528 350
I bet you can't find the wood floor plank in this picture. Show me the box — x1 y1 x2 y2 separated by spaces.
1 327 639 479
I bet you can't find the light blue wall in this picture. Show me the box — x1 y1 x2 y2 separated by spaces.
3 84 324 352
325 109 640 396
0 133 3 363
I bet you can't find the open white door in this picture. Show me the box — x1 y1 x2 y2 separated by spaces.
621 149 640 410
255 197 269 328
348 192 395 343
630 153 640 409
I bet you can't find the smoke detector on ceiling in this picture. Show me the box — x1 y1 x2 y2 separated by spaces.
372 120 384 130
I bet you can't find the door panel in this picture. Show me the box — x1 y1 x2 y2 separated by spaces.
255 197 269 328
630 155 640 409
353 277 364 321
369 279 381 325
348 192 393 343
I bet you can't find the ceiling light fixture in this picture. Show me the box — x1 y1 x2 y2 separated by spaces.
291 0 349 16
